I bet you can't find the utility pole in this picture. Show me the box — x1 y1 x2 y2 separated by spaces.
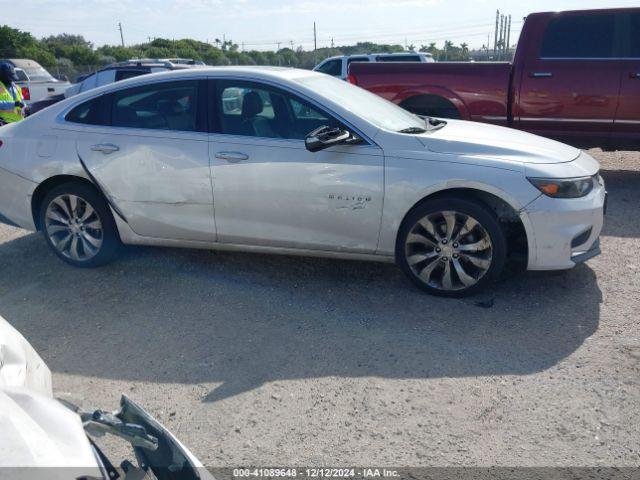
493 10 499 59
290 40 294 50
505 14 512 59
487 33 491 60
331 37 334 49
118 22 125 47
498 14 505 60
313 22 317 65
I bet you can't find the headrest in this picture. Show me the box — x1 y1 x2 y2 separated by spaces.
241 91 264 117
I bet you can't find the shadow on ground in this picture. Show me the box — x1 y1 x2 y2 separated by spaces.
0 229 601 402
599 168 640 238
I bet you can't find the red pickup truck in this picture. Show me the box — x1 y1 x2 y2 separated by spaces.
348 7 640 150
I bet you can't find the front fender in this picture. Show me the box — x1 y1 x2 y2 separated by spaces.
377 159 539 263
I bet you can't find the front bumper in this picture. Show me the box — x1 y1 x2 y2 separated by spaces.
524 182 605 271
0 166 37 230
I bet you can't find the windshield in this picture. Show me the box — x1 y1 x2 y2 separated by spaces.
296 74 427 133
15 69 28 82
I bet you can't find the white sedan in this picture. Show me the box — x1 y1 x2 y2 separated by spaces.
0 67 605 296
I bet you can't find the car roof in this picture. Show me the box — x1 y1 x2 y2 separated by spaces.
2 58 45 69
118 65 309 82
65 66 318 101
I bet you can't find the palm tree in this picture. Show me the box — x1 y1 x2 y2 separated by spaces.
443 40 454 60
460 42 469 60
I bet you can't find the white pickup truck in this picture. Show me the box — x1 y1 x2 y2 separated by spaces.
3 58 70 104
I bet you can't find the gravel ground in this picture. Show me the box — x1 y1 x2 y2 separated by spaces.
0 149 638 468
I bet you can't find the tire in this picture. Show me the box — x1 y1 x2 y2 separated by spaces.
396 196 506 297
39 181 121 267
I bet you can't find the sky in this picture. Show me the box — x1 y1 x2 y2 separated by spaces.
5 0 639 51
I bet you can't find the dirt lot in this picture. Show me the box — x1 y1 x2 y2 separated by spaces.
0 149 638 468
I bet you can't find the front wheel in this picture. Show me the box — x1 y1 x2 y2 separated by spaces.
40 182 121 267
397 197 506 297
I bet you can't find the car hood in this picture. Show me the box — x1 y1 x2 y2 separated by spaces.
417 119 581 164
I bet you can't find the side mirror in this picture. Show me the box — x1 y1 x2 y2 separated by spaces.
305 126 351 152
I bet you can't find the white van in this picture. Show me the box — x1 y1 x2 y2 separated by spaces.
313 52 435 80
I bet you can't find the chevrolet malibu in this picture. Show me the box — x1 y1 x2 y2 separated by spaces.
0 67 605 296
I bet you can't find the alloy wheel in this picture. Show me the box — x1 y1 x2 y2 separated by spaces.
404 210 493 291
44 194 103 262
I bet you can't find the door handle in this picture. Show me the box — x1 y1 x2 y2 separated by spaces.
215 151 249 163
630 72 640 79
530 72 553 78
90 143 120 154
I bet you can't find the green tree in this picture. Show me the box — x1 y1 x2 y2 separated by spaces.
460 42 469 60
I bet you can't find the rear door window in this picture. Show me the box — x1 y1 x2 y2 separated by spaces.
540 13 616 58
316 59 342 76
114 69 150 82
111 80 200 132
65 95 111 126
347 57 370 67
376 55 421 62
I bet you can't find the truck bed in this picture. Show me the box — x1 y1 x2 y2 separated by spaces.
348 62 513 126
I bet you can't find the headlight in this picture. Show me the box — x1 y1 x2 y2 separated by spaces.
527 174 596 198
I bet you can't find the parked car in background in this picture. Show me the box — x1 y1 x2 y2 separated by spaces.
1 58 70 104
27 60 194 116
64 60 193 97
0 67 605 296
161 57 207 66
314 52 434 80
348 7 640 150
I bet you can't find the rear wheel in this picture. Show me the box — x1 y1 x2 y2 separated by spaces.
40 182 121 267
397 197 506 297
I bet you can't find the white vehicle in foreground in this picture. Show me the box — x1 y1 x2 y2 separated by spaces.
0 315 214 479
0 67 605 296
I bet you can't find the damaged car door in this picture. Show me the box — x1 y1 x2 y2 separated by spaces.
71 79 215 242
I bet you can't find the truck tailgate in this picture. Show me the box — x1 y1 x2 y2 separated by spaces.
349 62 512 126
23 82 70 104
